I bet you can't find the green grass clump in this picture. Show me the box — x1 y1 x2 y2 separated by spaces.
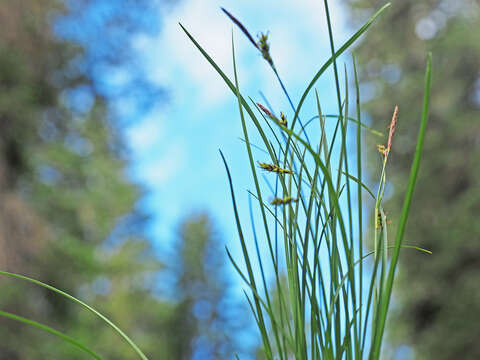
182 1 432 359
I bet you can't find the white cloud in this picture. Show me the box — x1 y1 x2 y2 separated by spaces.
144 142 186 186
148 0 250 107
126 115 164 151
138 0 349 109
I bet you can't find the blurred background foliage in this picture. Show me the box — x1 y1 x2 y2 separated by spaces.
345 0 480 359
0 0 244 358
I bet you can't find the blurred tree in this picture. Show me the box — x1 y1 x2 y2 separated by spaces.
345 0 480 358
0 0 180 358
168 212 246 360
54 0 178 119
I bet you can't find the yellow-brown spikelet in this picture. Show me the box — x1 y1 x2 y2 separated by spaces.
376 211 392 228
258 162 294 175
257 32 273 66
280 112 288 127
376 144 386 155
270 196 298 206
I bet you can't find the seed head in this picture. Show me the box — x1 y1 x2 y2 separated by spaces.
257 103 273 118
221 8 259 50
280 112 288 127
386 105 398 155
377 106 399 158
270 196 298 206
258 162 294 175
257 32 273 66
376 144 386 155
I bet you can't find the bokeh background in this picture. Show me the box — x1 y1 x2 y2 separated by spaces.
0 0 478 359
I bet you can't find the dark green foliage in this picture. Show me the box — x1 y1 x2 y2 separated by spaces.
345 1 480 358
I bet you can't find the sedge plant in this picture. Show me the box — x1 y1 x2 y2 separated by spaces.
181 1 432 359
0 2 431 359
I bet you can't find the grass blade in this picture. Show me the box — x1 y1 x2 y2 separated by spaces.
0 310 104 359
0 271 148 360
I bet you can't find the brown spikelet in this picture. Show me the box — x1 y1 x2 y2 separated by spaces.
386 105 398 155
257 103 273 118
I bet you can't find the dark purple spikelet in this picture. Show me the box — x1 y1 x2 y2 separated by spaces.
221 8 259 50
221 8 274 66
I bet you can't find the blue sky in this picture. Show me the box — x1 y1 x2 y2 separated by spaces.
124 0 354 270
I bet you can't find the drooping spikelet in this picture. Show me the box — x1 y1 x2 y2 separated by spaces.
258 162 294 175
221 8 259 50
221 8 274 67
257 103 287 127
257 103 274 119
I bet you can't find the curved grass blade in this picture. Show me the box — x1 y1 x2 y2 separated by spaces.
341 171 376 200
0 310 104 360
0 271 149 360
